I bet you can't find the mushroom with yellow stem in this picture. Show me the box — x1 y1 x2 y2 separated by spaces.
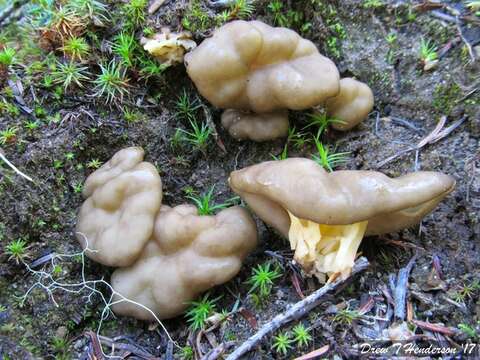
229 158 455 282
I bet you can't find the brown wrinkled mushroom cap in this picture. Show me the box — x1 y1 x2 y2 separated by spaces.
76 147 258 320
185 20 340 113
229 158 455 236
221 109 289 142
76 147 162 267
111 204 258 320
325 78 374 131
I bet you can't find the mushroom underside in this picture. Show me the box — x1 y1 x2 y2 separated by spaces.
239 190 449 281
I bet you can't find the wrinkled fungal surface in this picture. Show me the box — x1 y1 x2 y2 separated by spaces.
229 158 454 280
325 77 374 131
76 147 162 267
185 20 340 113
111 204 257 320
221 109 289 142
76 148 257 320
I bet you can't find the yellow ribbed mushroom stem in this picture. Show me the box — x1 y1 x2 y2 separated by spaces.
287 210 368 282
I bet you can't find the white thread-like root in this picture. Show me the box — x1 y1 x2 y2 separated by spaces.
19 233 178 358
0 150 34 183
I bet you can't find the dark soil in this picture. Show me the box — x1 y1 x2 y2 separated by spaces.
0 0 479 359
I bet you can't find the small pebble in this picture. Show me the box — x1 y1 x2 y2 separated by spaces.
275 289 285 299
56 326 68 339
73 339 84 350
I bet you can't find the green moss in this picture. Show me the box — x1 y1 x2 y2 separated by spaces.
223 330 237 341
182 0 214 33
432 83 461 114
310 2 346 58
394 3 417 24
363 0 384 8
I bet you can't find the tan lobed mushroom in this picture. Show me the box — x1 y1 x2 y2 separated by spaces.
76 147 258 320
185 20 340 113
76 147 162 267
229 158 455 281
111 204 257 320
221 109 289 142
324 77 374 131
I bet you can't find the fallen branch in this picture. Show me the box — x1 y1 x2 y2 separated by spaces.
0 148 34 183
225 257 370 360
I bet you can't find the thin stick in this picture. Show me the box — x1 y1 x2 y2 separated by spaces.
202 104 226 153
393 255 416 321
430 10 456 23
456 17 476 63
377 116 465 169
225 257 370 360
0 149 34 182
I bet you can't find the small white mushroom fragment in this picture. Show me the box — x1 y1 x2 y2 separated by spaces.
142 28 197 65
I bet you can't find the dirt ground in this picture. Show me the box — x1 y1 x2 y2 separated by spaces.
0 0 479 359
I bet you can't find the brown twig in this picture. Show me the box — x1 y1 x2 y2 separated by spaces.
290 272 305 299
201 341 236 360
413 1 445 12
85 331 105 360
377 116 466 169
294 344 330 360
412 319 458 336
456 17 476 63
201 104 226 153
225 257 370 360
